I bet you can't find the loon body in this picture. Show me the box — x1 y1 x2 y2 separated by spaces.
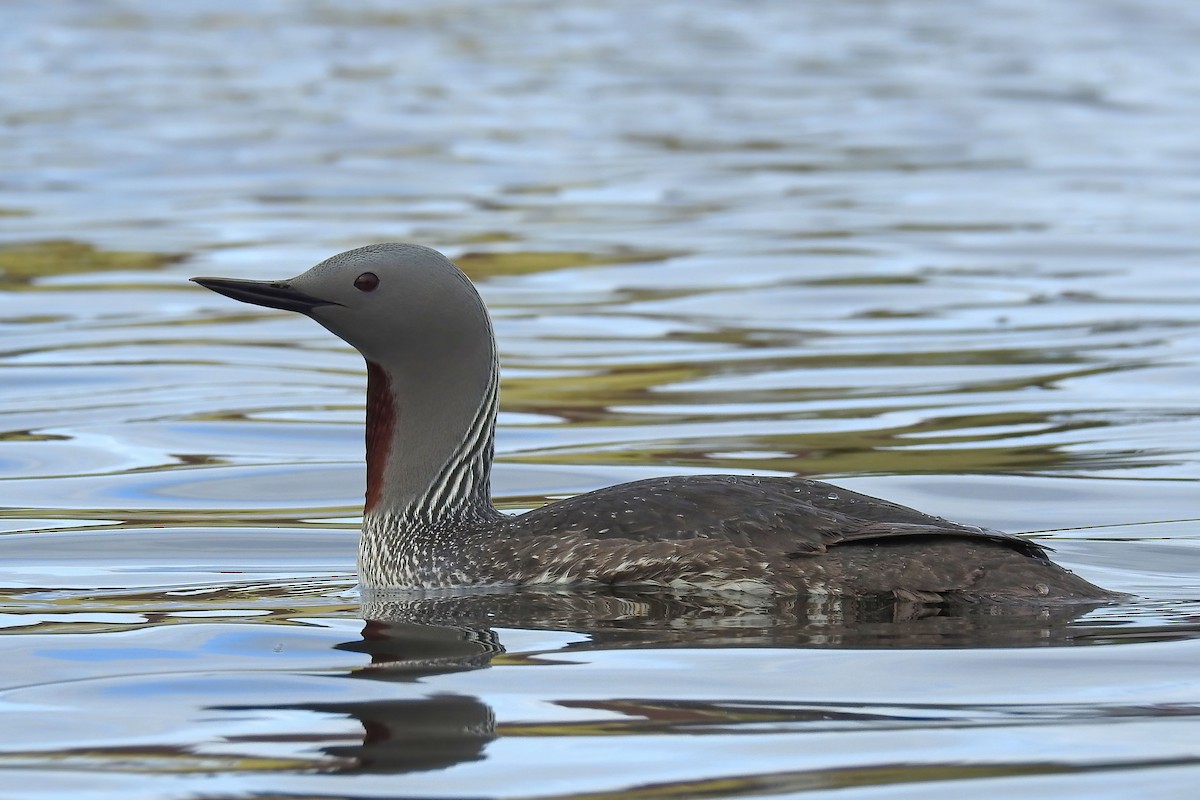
194 244 1117 602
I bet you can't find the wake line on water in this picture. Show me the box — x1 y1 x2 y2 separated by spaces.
1018 517 1200 536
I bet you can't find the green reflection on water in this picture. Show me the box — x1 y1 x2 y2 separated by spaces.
456 249 675 280
0 240 183 288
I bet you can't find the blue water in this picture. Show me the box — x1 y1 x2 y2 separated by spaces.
1 1 1198 797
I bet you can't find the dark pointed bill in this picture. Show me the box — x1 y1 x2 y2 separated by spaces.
191 277 339 314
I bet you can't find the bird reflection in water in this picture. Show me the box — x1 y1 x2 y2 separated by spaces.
221 589 1110 776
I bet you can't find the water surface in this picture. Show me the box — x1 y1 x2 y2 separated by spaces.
1 1 1199 798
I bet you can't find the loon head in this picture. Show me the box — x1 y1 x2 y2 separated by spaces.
193 243 500 524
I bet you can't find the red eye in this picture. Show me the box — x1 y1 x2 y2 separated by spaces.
354 272 379 292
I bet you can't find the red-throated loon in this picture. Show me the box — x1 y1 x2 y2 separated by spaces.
193 244 1118 602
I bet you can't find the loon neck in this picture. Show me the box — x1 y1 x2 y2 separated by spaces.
363 357 499 529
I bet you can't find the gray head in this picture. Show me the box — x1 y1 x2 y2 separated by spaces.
194 244 500 531
194 243 494 376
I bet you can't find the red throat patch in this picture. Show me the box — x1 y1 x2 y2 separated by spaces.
364 362 396 513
